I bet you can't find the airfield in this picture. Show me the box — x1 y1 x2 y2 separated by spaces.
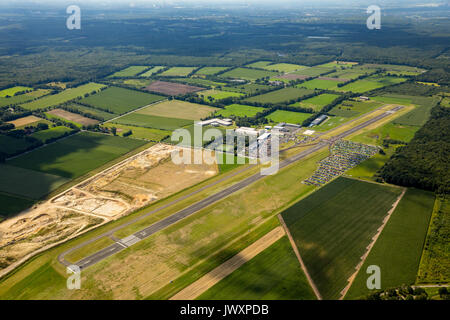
0 60 446 300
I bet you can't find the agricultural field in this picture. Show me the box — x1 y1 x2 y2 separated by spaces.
262 63 306 73
371 94 414 105
30 126 75 143
145 80 204 96
0 89 51 107
337 76 407 94
244 87 315 104
265 110 311 124
346 189 435 299
329 100 382 118
417 197 450 284
120 78 154 89
0 134 36 156
219 68 279 81
281 177 403 300
47 109 100 126
64 104 116 121
299 78 344 90
292 93 340 111
198 237 316 300
113 113 192 131
0 192 35 221
80 87 164 115
221 83 273 95
0 164 69 199
0 86 32 97
160 67 197 77
135 100 218 120
102 123 170 141
172 78 226 88
20 83 106 111
246 61 272 68
216 104 265 118
194 67 229 76
139 66 166 77
364 64 426 76
7 131 146 179
197 89 244 102
6 115 45 128
292 66 335 77
108 66 149 78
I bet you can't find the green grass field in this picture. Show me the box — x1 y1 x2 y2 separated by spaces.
221 83 272 95
246 61 272 68
160 67 197 77
0 89 51 107
102 123 170 142
20 83 106 110
393 105 435 127
293 66 335 77
113 113 192 131
244 87 315 104
0 164 69 199
0 86 32 97
109 66 149 78
136 100 218 120
281 177 403 299
265 110 311 124
7 132 146 179
139 66 166 77
30 126 74 143
371 94 413 105
172 77 226 88
197 89 244 102
350 121 419 146
417 196 450 284
198 237 316 300
329 100 382 118
66 103 116 121
216 104 265 118
293 93 341 111
80 87 164 115
0 134 36 156
337 77 407 94
346 188 435 299
194 67 229 76
262 63 306 73
299 79 344 90
314 116 347 132
345 147 396 181
220 68 279 81
0 192 35 221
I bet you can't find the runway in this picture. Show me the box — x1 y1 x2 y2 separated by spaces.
61 107 403 270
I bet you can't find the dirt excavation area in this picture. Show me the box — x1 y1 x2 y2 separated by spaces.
0 144 218 272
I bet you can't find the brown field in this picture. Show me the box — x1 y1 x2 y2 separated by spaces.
48 109 99 126
170 226 286 300
0 144 218 272
136 100 218 121
7 115 43 127
278 74 311 81
145 81 204 96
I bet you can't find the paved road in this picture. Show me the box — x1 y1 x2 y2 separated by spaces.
61 107 403 270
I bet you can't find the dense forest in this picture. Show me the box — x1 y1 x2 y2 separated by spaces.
380 104 450 194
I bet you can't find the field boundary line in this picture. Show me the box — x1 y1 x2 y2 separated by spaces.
169 226 285 300
104 98 168 123
339 188 407 300
278 214 322 300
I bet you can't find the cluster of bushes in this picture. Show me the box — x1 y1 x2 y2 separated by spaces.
366 285 449 301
